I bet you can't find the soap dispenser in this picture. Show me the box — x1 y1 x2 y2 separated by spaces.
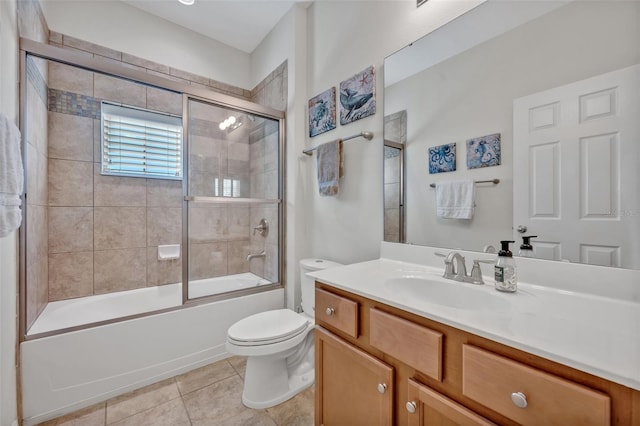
519 235 537 258
495 240 517 292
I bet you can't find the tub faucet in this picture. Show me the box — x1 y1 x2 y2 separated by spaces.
247 250 266 261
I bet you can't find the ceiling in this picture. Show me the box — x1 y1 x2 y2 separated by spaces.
121 0 300 54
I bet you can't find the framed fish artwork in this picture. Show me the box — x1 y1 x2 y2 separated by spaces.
466 133 501 169
339 65 376 125
308 88 337 137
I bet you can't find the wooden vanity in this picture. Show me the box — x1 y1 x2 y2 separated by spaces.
314 282 640 425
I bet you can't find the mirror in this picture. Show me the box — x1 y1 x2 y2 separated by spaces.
384 111 406 243
383 0 640 269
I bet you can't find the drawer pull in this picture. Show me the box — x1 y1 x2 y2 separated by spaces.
406 401 417 414
325 307 335 316
377 383 387 394
511 391 528 408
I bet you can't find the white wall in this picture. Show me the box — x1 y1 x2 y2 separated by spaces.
40 0 251 89
303 0 483 265
0 0 20 423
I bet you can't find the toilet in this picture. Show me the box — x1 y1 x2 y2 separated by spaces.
226 258 343 409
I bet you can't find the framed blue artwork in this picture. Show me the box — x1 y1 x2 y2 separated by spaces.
339 65 376 125
428 143 456 174
308 87 336 137
466 133 501 169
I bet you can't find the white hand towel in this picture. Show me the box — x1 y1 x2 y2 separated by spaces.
0 114 24 237
435 180 475 219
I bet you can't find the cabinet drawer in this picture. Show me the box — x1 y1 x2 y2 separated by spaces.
462 345 610 426
370 308 443 381
315 288 358 338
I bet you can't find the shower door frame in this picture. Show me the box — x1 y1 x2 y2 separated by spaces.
181 95 286 305
18 38 286 341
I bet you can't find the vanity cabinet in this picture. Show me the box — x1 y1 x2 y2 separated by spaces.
315 283 639 426
315 327 394 425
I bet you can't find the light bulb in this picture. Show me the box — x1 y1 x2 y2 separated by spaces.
178 0 195 5
219 122 226 130
228 116 236 125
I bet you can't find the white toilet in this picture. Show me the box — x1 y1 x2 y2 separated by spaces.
226 258 343 409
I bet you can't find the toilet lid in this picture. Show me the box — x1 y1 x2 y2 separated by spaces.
228 309 311 345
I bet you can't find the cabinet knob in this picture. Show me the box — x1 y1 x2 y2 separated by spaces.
406 401 417 414
511 392 528 408
325 307 335 316
377 383 387 394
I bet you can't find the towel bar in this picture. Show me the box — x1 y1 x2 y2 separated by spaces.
303 131 373 156
429 179 499 188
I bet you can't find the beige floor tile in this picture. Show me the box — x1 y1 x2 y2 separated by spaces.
38 402 105 426
106 378 180 424
227 356 247 379
214 409 277 426
266 385 315 426
183 375 252 425
109 398 190 426
175 359 237 396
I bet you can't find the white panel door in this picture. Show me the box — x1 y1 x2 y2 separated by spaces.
513 65 640 268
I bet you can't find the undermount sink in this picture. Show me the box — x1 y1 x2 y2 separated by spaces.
383 276 510 311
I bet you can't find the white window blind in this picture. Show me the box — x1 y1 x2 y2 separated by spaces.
101 102 183 179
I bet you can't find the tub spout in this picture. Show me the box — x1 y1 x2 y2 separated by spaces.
247 250 266 261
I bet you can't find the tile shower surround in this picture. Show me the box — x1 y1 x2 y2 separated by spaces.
23 29 287 312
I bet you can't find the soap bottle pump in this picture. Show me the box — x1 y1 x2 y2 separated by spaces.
495 240 517 293
519 235 537 258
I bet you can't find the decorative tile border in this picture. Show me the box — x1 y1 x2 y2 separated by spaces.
48 88 101 119
26 55 48 104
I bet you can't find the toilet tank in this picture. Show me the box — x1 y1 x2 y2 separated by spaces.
300 258 343 317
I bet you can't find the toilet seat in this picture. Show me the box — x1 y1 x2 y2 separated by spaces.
227 309 311 346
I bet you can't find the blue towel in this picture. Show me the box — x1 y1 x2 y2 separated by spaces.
317 140 343 196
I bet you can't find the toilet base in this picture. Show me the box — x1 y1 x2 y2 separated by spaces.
240 333 315 409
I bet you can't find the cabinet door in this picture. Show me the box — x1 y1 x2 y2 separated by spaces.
316 327 394 426
406 379 496 426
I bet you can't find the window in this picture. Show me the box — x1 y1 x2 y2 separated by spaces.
101 102 183 179
214 178 241 197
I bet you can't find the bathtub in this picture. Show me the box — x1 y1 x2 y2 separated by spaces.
28 272 273 335
20 274 283 425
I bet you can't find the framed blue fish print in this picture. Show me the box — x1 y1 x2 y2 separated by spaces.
428 143 456 174
308 88 336 137
339 65 376 125
466 133 501 169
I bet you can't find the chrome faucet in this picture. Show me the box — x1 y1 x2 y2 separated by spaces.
436 251 492 285
246 250 266 261
444 252 467 280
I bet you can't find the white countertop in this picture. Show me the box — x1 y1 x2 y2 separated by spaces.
309 256 640 391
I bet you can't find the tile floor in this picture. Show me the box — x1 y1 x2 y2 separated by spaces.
38 356 315 426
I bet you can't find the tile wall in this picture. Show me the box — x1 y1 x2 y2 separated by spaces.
187 100 253 281
46 63 184 300
19 0 50 330
249 62 287 283
24 56 49 329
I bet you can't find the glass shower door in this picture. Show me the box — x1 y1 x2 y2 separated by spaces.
184 97 282 300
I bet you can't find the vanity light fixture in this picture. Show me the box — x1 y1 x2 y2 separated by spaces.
417 0 428 7
179 0 195 5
